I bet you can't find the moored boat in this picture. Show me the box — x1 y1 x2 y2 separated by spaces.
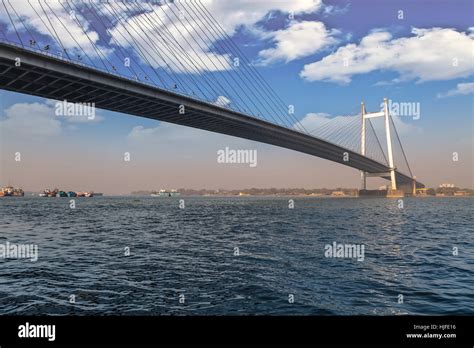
40 189 50 197
151 189 180 197
0 186 24 197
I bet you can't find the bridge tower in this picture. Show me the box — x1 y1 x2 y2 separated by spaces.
360 98 403 197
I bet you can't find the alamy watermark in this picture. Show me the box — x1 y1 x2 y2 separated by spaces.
0 241 38 262
324 241 365 261
18 322 55 341
381 99 420 120
217 147 257 167
55 100 96 120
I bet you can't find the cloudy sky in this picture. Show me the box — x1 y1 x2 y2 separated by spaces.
0 0 473 194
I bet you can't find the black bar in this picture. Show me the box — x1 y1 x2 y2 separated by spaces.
0 316 472 346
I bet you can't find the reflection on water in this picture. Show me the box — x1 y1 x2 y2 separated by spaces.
0 196 472 315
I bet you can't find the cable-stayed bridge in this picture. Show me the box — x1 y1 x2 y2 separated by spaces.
0 0 424 194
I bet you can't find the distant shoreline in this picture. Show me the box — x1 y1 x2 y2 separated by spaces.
4 193 473 198
130 187 474 197
4 187 473 198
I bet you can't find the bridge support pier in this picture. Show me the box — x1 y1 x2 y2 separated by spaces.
383 98 397 192
360 102 367 190
359 98 416 198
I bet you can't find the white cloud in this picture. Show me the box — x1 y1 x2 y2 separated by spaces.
127 123 209 145
295 112 364 153
257 21 339 65
296 112 341 133
60 114 104 123
213 95 231 107
106 2 232 73
0 1 113 57
296 110 419 143
1 1 323 73
0 101 104 140
437 82 474 98
390 114 421 136
205 0 323 34
300 28 474 84
128 125 162 141
0 102 62 137
321 3 350 16
106 0 323 73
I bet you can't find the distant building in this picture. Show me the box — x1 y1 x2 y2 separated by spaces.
454 191 468 196
331 191 346 197
416 188 429 196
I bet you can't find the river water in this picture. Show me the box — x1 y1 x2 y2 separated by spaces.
0 196 472 315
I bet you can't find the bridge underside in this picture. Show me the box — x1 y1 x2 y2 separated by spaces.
0 43 423 188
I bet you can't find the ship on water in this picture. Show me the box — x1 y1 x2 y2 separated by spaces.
151 189 180 197
38 189 95 197
0 186 24 197
38 188 58 197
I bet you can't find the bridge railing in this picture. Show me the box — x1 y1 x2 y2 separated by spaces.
0 37 271 124
1 37 178 94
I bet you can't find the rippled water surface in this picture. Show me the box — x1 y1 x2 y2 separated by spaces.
0 196 473 315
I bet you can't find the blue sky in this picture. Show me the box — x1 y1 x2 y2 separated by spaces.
0 0 473 193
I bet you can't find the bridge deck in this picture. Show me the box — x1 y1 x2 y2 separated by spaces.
0 42 423 188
